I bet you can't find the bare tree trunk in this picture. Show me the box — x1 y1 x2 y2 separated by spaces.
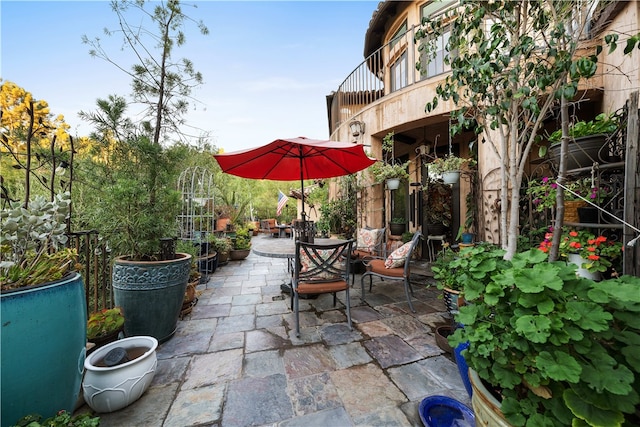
550 95 570 261
25 101 34 207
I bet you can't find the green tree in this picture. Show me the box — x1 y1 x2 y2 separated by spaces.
0 81 74 204
82 0 209 146
417 0 639 259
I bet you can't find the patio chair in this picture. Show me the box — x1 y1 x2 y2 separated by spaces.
260 219 280 237
360 231 423 313
351 226 386 284
292 239 354 337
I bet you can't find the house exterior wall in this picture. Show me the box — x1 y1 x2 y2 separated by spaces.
601 2 640 112
330 0 639 245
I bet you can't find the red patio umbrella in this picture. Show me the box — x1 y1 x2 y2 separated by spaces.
213 136 375 220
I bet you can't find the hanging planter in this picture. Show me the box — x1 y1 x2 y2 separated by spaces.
386 178 400 190
442 170 461 184
429 155 476 184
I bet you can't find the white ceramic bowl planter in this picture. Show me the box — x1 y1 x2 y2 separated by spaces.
82 336 158 413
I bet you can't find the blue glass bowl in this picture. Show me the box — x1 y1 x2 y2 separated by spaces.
419 395 475 427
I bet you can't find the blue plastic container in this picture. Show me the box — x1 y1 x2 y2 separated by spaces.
419 395 475 427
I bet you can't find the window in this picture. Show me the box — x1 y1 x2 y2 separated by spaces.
419 28 451 79
390 50 408 92
389 21 407 49
421 0 457 21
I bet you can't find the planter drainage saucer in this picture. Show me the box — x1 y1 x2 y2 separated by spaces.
419 395 475 427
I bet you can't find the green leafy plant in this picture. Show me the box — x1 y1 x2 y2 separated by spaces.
232 227 251 250
1 193 78 291
390 217 406 224
450 248 640 426
401 232 414 243
319 198 356 236
428 155 476 175
368 132 410 183
432 243 507 292
368 161 411 182
87 307 125 340
10 410 100 427
209 236 231 255
548 112 620 144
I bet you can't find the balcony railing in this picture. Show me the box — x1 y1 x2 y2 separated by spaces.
330 25 421 132
329 19 456 133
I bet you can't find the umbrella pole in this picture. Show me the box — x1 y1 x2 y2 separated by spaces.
299 153 306 222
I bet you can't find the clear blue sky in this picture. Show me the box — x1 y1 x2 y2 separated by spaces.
1 1 378 151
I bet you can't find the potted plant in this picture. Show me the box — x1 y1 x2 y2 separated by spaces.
175 240 202 315
428 155 476 184
76 98 195 343
368 132 410 190
88 133 192 343
527 176 613 223
432 243 508 314
537 228 623 280
100 134 191 343
211 235 231 266
389 217 407 236
87 307 125 350
449 248 640 426
229 227 252 260
546 112 620 169
1 193 87 425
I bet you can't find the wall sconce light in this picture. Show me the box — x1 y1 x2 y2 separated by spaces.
349 120 365 138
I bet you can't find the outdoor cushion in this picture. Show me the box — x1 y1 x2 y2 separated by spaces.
385 242 411 268
299 249 345 281
356 228 384 254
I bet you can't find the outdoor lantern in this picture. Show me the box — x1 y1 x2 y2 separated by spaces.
349 120 365 138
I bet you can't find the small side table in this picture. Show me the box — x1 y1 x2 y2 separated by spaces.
426 234 447 262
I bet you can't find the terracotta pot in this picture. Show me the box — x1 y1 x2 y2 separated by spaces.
435 325 454 354
229 249 250 260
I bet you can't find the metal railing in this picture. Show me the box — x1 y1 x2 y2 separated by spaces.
68 230 113 315
330 25 427 131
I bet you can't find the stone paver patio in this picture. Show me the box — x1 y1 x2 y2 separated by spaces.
79 235 471 426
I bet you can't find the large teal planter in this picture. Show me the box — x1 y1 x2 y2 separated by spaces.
1 273 86 427
112 253 191 344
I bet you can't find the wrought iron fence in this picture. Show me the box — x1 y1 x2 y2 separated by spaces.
68 230 113 315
